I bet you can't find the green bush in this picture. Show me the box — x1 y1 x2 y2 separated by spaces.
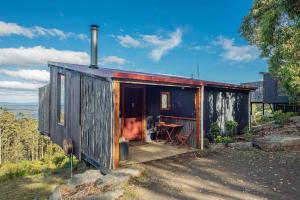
0 149 79 182
207 122 221 142
242 126 255 142
225 120 238 136
204 138 210 148
215 135 232 144
273 111 292 126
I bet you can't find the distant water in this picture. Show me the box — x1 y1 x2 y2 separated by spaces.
0 102 38 119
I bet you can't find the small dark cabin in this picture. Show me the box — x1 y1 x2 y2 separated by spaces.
38 25 255 170
242 72 300 114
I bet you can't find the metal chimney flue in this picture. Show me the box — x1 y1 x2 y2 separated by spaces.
90 24 99 68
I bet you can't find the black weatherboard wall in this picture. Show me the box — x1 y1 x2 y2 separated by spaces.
263 73 289 104
48 66 81 157
203 86 249 135
80 74 114 169
146 85 197 119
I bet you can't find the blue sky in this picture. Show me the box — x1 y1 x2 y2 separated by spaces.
0 0 267 103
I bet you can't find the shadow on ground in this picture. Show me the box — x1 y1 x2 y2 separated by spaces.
123 148 300 200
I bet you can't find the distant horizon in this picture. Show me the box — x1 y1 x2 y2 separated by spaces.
0 101 38 105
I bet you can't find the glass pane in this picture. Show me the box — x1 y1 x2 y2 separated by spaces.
58 74 65 124
161 94 168 109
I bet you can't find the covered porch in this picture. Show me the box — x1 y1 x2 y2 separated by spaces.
113 81 203 168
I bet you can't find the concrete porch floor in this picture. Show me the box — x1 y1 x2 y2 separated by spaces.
122 141 197 165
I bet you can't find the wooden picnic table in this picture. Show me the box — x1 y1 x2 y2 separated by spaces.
155 123 184 143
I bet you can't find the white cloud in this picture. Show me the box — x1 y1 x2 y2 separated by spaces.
0 21 87 40
0 69 49 82
116 28 182 62
0 81 45 90
116 35 141 48
0 46 89 67
101 56 127 65
142 28 182 62
215 36 259 62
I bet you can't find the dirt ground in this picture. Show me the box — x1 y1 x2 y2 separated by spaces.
122 148 300 200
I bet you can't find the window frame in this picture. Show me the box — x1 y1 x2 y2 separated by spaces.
160 92 171 111
57 73 66 126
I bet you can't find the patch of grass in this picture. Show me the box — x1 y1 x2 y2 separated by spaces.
0 154 79 182
0 174 65 200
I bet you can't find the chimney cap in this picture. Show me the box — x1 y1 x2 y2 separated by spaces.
90 24 99 29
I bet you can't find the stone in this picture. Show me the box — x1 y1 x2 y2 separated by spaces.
211 143 225 150
68 170 103 188
253 135 300 151
227 142 253 150
49 186 62 200
85 190 124 200
96 168 141 191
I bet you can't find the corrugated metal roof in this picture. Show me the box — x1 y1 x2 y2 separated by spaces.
48 61 256 90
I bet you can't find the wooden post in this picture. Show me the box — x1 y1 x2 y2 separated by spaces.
195 87 201 149
113 81 120 169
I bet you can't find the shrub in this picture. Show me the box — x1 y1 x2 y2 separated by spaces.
225 120 238 136
273 111 292 126
0 153 79 182
208 122 221 142
242 126 255 142
204 138 210 148
215 135 232 144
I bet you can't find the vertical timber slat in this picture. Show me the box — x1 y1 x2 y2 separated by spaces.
113 81 120 169
195 87 201 148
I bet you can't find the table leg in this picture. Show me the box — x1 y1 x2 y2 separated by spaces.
167 128 175 143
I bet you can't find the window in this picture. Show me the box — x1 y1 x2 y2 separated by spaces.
160 92 171 110
57 74 65 125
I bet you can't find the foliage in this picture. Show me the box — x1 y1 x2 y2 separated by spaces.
207 122 221 142
273 110 294 126
0 151 78 182
0 108 79 182
225 120 238 136
215 135 232 144
204 138 210 148
240 0 300 102
242 126 256 142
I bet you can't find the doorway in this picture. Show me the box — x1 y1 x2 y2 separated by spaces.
122 84 145 141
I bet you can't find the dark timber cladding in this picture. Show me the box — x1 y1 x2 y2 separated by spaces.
38 84 50 135
49 66 81 157
203 86 250 134
81 74 114 169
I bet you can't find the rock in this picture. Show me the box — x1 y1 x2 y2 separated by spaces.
49 186 62 200
68 170 103 188
211 143 225 150
253 135 300 151
291 116 300 123
227 142 253 150
85 190 124 200
96 168 141 191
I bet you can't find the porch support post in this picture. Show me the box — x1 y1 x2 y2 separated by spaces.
195 87 203 149
113 81 120 169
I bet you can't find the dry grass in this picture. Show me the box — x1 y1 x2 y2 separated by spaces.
0 174 65 200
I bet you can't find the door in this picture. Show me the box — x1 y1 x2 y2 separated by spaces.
122 86 145 141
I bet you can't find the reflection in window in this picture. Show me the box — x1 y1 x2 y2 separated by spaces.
160 92 171 110
58 74 65 125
